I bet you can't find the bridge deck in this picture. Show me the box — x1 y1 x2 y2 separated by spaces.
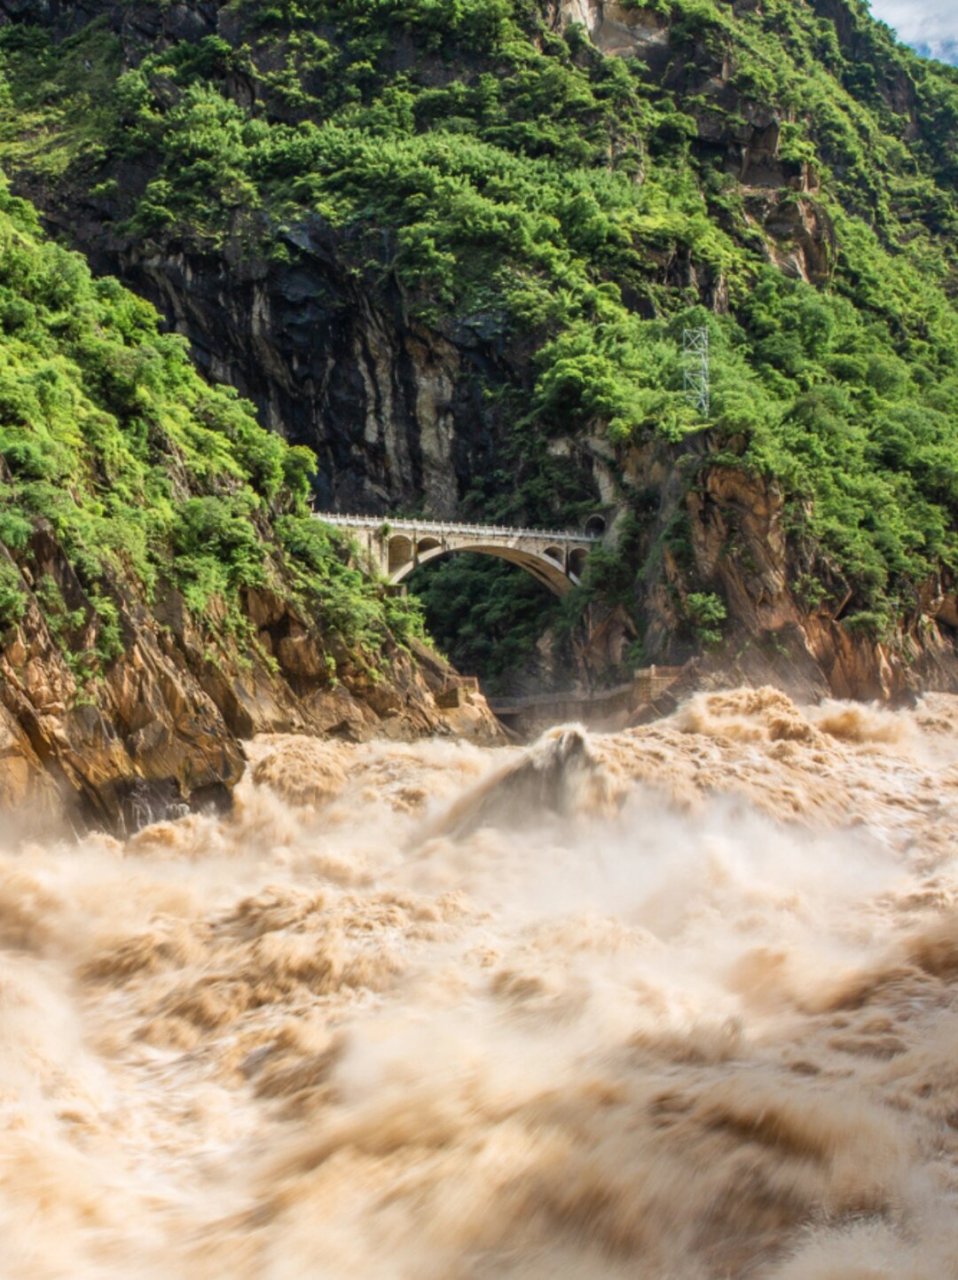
314 513 600 543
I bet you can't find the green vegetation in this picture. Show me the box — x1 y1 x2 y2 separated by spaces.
684 590 727 650
1 0 958 677
0 182 422 685
408 556 560 692
0 555 26 628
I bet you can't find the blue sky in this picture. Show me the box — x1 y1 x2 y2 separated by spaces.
869 1 958 63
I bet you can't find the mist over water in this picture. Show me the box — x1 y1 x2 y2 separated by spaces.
3 689 958 1277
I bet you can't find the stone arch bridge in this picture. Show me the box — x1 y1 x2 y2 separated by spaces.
314 514 601 595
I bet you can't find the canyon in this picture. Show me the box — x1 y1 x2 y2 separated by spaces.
2 0 958 813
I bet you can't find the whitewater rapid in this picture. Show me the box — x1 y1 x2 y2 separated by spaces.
2 687 958 1277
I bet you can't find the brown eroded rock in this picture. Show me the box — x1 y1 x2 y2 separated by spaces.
0 529 502 834
625 455 958 705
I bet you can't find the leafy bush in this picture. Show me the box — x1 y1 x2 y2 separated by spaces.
0 557 25 628
684 591 727 648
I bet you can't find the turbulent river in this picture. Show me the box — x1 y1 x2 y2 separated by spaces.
3 687 958 1277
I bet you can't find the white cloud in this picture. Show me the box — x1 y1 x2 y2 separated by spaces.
868 0 958 59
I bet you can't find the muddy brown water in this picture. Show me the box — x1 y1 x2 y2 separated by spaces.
2 687 958 1277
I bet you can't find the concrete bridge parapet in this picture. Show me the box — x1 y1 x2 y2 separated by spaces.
314 513 601 596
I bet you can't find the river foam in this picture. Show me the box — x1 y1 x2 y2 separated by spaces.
2 687 958 1277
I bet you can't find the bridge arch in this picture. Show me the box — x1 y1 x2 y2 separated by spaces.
569 547 589 580
313 513 597 597
387 535 413 574
391 542 581 596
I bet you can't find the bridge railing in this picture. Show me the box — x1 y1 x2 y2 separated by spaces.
313 512 600 543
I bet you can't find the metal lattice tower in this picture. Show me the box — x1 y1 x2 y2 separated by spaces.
683 326 710 418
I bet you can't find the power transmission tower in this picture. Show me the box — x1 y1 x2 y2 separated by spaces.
683 326 710 418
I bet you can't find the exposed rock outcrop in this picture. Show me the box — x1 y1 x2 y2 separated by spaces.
0 525 501 833
1 0 956 720
549 0 670 59
101 230 493 516
648 457 958 702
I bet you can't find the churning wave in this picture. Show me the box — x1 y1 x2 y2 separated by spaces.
2 688 958 1277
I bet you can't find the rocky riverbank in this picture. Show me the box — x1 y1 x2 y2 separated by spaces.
0 557 500 832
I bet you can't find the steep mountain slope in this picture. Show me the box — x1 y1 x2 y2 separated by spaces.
1 0 958 697
0 184 484 830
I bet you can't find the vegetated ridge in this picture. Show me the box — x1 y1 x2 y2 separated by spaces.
0 184 492 830
1 0 958 700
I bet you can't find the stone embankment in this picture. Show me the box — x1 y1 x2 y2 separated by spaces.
488 666 685 736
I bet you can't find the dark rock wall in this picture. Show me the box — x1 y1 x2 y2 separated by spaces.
110 228 489 516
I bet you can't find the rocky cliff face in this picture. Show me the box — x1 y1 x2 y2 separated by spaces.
104 230 497 516
560 432 958 705
549 0 671 59
677 460 958 702
0 519 497 832
1 0 957 707
3 0 520 517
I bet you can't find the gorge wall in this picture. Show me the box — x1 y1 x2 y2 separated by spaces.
1 0 958 704
0 535 492 833
0 189 498 831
